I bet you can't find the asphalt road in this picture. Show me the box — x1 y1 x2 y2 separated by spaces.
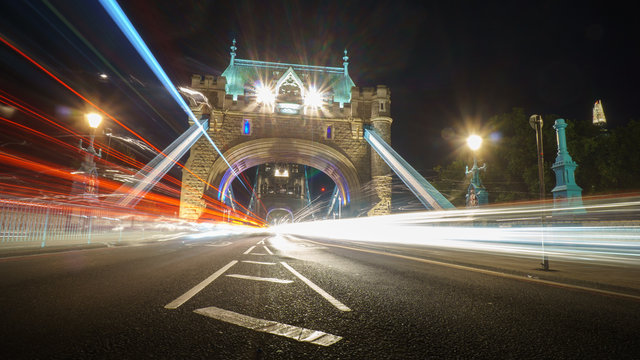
1 233 639 359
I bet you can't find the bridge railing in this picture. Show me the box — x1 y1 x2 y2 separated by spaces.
0 197 194 250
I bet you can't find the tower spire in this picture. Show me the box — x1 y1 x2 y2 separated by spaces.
230 38 237 65
342 49 349 75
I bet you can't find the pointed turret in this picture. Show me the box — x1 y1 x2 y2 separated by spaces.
333 49 356 107
221 38 244 101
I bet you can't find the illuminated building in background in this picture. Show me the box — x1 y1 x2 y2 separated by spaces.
593 100 607 127
179 40 393 220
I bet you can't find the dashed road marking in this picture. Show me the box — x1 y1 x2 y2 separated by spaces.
194 306 342 346
264 245 274 255
206 241 232 247
281 262 351 312
226 274 293 284
243 246 256 255
165 260 237 309
241 260 276 265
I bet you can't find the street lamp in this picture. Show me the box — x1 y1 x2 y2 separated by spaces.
72 112 103 200
86 112 102 129
466 134 482 152
86 113 102 152
465 134 487 207
529 114 549 271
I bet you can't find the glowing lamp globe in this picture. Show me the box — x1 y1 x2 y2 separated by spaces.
86 113 103 129
255 85 275 106
304 87 323 108
467 135 482 151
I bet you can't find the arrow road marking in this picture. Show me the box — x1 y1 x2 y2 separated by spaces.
164 260 237 309
280 262 351 312
226 274 293 284
194 306 343 346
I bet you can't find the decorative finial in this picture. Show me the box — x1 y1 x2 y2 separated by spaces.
230 39 237 55
342 49 349 75
229 38 237 65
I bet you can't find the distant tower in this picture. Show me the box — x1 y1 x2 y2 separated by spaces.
593 100 607 127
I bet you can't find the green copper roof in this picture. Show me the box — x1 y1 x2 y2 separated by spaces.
220 42 356 104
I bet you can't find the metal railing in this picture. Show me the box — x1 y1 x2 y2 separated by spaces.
0 197 189 249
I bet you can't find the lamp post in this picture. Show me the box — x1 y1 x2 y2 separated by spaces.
86 113 102 153
465 135 487 207
74 113 103 200
529 114 549 270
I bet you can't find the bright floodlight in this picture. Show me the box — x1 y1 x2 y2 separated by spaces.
467 134 482 151
99 73 108 79
304 86 323 108
255 84 275 105
86 113 103 129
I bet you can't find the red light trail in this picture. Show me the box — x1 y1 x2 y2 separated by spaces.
0 35 265 226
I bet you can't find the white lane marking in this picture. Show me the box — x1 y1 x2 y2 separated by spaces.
242 260 276 265
264 245 274 255
165 260 237 309
186 241 232 247
194 306 342 346
280 262 351 312
206 241 232 247
243 246 256 255
226 274 293 284
250 253 268 256
257 239 265 245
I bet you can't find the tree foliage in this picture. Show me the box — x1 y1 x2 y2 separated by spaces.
433 108 640 205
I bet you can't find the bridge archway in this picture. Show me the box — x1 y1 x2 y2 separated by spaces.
205 138 360 207
266 208 294 224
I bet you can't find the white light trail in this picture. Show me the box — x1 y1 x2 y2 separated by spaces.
272 197 640 266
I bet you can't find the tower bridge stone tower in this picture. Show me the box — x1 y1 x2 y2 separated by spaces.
179 41 392 220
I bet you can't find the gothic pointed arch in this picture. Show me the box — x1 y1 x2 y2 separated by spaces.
275 67 305 103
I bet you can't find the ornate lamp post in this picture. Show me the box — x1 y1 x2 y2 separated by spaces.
73 113 103 200
465 135 487 207
529 114 549 270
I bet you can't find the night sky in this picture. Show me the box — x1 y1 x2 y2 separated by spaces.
1 0 639 173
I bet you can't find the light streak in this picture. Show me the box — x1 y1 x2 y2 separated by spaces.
273 197 640 266
1 86 262 223
98 0 235 175
97 0 262 221
0 35 162 154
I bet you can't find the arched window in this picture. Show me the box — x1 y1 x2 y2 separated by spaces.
242 119 251 135
325 125 333 140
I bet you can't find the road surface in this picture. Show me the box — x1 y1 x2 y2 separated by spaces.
1 233 639 359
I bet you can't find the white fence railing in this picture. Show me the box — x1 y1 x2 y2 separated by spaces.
0 198 191 249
